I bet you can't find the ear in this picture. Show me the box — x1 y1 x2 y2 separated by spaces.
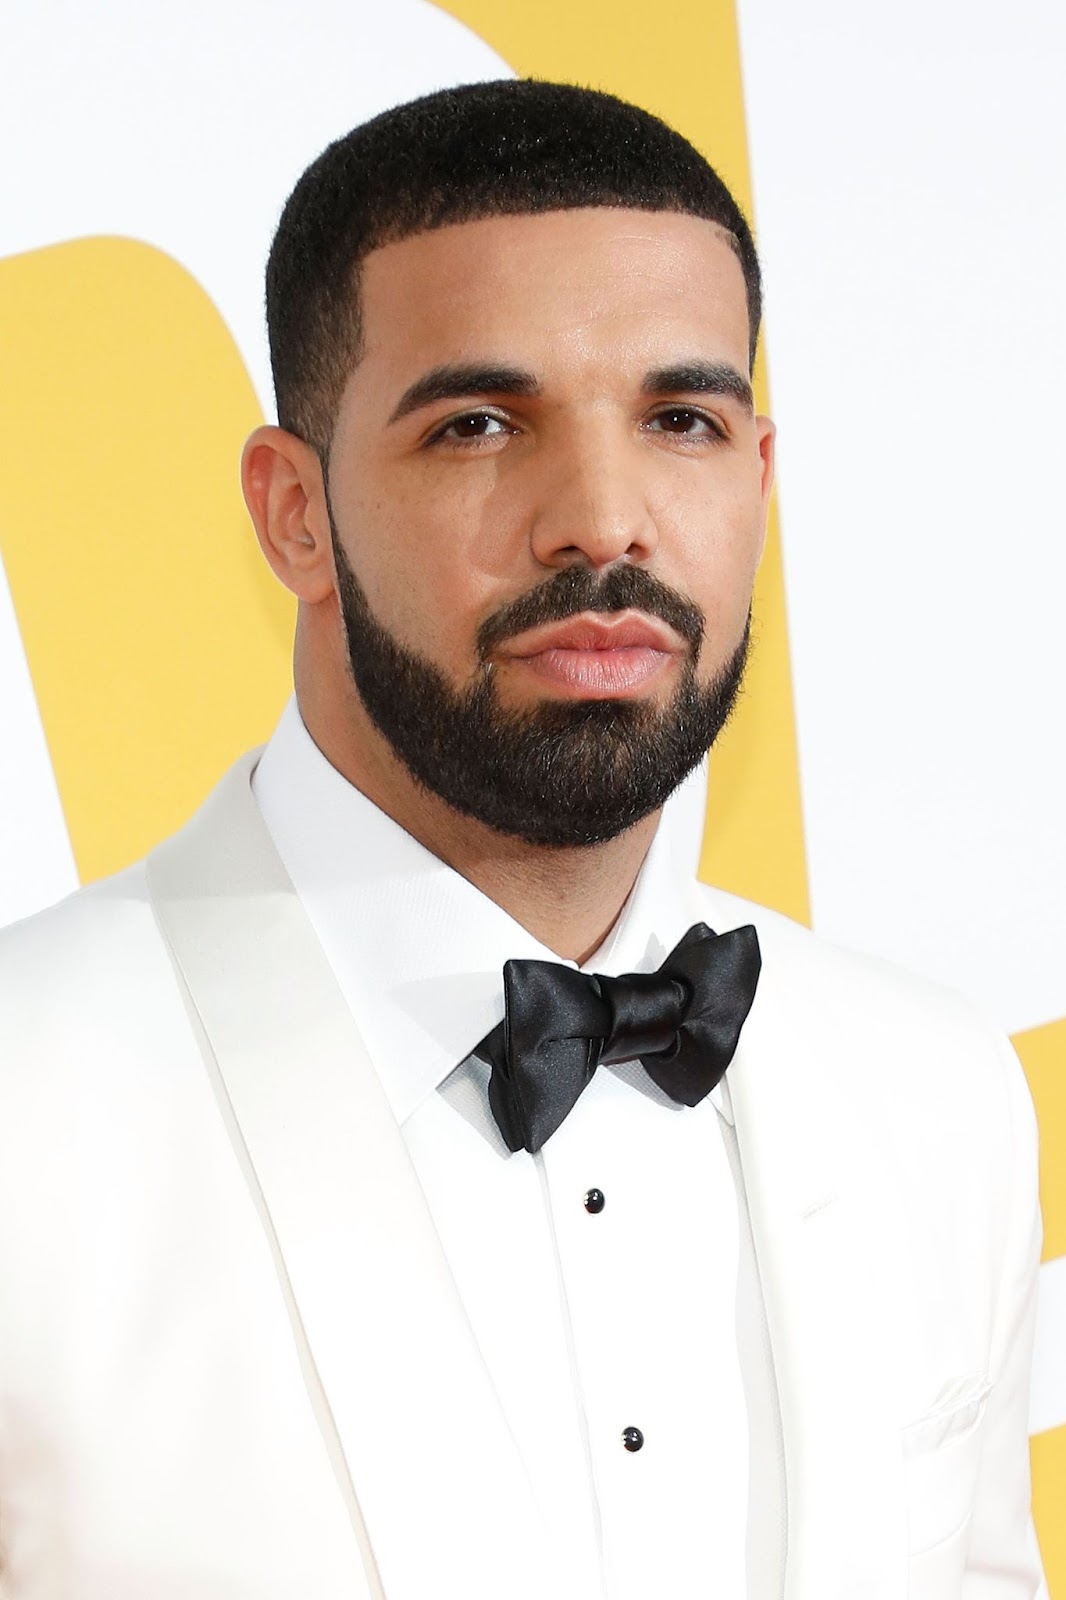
754 414 776 564
241 425 335 604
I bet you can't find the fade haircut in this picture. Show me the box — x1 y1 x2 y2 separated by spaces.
266 78 762 457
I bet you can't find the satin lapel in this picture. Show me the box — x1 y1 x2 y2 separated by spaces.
695 892 909 1599
147 755 553 1600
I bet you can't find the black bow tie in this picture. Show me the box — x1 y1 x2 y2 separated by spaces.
473 922 761 1154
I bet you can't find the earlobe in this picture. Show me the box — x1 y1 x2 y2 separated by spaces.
241 425 335 603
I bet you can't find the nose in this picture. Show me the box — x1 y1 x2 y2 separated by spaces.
527 427 659 571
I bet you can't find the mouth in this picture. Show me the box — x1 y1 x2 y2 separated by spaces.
493 610 687 699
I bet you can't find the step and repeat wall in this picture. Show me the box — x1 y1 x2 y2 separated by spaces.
2 0 1063 1583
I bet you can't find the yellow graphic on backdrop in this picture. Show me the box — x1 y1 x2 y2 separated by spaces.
1032 1424 1066 1588
0 238 289 880
1016 1018 1066 1264
1014 1017 1066 1585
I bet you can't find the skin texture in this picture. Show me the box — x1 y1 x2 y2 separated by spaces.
242 207 775 962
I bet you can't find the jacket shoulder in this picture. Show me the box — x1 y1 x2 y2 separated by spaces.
0 862 184 1055
698 882 1035 1188
0 862 155 984
692 877 997 1038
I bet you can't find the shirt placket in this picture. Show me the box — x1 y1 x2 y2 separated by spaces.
537 1064 749 1599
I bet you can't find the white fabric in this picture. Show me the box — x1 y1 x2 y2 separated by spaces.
252 700 751 1598
0 740 1045 1598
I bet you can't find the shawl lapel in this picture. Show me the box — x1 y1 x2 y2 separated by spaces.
147 754 555 1600
708 887 910 1599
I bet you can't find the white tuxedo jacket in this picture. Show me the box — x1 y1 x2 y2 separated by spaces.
0 754 1045 1599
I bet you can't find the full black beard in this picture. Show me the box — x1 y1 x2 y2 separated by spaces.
330 516 749 848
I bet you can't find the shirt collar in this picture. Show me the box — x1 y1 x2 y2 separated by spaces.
251 698 728 1126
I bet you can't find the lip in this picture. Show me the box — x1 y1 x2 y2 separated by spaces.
496 609 685 659
493 609 685 699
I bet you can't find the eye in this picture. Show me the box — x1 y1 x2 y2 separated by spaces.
645 406 725 440
428 410 515 445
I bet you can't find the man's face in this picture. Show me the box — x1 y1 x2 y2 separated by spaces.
324 207 774 846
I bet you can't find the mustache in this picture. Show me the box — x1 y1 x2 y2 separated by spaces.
476 566 705 660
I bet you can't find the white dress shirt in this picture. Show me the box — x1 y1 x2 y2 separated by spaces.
253 699 784 1599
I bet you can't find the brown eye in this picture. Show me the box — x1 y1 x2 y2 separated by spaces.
648 407 717 436
450 414 497 437
433 411 512 443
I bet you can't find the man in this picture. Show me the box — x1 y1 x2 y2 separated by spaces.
0 80 1044 1599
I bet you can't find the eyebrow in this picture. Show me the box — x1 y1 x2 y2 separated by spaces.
386 355 754 426
388 363 541 424
643 361 754 412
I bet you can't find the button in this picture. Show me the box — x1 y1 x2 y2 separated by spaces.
622 1426 644 1452
584 1188 606 1214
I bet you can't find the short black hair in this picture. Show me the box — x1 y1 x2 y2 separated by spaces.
266 78 761 456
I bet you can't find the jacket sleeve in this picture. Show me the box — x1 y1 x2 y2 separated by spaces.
964 1033 1047 1597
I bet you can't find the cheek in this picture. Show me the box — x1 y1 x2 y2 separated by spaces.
341 491 505 672
664 482 764 620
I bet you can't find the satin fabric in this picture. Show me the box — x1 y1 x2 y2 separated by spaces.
477 921 762 1152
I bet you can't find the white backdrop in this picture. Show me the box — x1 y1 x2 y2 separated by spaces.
737 0 1066 1040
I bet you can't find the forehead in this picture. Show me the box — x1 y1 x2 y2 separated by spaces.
355 208 751 383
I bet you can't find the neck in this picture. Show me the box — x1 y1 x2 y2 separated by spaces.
296 668 658 966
